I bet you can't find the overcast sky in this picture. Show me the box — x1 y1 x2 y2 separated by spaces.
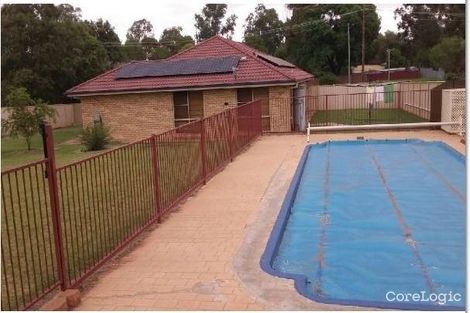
63 1 403 43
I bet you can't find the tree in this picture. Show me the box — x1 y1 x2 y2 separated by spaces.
1 4 109 104
395 5 441 67
141 36 159 60
371 31 406 67
126 18 154 42
429 36 465 80
394 4 465 67
194 4 237 42
124 19 156 60
178 42 195 53
285 4 380 78
123 38 146 61
159 26 195 56
122 19 182 61
2 87 56 150
243 4 284 55
387 48 406 68
85 18 125 66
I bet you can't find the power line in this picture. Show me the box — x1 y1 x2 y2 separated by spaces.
95 7 464 48
100 7 369 48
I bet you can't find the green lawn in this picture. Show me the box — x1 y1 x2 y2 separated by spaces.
310 108 426 125
1 127 122 169
1 130 236 310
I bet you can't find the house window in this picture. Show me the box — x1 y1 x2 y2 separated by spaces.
173 91 203 127
237 88 253 105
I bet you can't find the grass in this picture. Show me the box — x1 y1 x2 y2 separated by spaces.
1 127 122 170
1 127 249 310
0 126 132 309
310 108 426 125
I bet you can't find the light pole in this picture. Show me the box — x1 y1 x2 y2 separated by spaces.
387 48 391 81
348 23 351 84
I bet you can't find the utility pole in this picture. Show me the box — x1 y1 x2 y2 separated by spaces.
361 5 365 82
348 23 351 84
387 49 391 81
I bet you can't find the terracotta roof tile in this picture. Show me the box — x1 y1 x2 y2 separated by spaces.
66 36 314 96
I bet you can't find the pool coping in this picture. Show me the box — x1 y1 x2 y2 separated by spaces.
259 138 465 311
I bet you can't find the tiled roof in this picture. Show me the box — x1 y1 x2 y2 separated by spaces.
66 36 314 96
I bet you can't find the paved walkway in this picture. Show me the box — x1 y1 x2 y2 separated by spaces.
76 131 464 310
77 135 307 310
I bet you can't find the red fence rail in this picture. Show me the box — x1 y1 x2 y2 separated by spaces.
1 99 262 310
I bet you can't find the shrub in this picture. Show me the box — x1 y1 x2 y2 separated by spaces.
319 72 338 85
3 87 56 150
80 123 111 151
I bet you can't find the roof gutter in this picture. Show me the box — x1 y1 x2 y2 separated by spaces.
67 81 297 98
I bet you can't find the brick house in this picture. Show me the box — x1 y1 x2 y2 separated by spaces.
66 35 315 142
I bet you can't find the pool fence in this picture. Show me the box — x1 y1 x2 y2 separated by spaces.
1 99 262 310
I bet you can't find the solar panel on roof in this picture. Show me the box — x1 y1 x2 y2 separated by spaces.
116 56 241 79
255 52 295 68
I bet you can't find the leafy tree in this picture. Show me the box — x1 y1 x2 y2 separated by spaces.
141 36 159 60
124 19 156 60
243 35 267 53
159 26 195 56
433 4 465 37
85 18 125 66
178 42 195 53
386 48 406 68
394 4 465 67
126 18 154 42
1 4 109 104
371 31 406 67
2 87 56 150
243 4 284 55
429 36 465 80
194 4 237 42
122 19 184 61
123 38 146 61
285 4 380 76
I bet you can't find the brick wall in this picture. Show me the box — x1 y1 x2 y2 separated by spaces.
202 89 237 116
269 86 292 132
80 85 295 142
81 93 174 142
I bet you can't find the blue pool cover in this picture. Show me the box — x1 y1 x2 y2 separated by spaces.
261 139 465 310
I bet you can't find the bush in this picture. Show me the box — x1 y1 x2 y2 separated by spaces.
80 123 111 151
319 72 338 85
3 87 56 150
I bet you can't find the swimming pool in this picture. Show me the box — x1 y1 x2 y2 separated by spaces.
261 139 465 310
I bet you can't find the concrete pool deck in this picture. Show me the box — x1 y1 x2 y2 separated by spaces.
75 130 464 310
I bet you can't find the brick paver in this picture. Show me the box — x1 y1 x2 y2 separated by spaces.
76 135 306 310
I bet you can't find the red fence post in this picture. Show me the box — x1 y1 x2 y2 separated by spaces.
252 101 255 137
200 120 207 184
150 135 162 223
258 99 262 135
228 110 234 162
43 124 67 290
